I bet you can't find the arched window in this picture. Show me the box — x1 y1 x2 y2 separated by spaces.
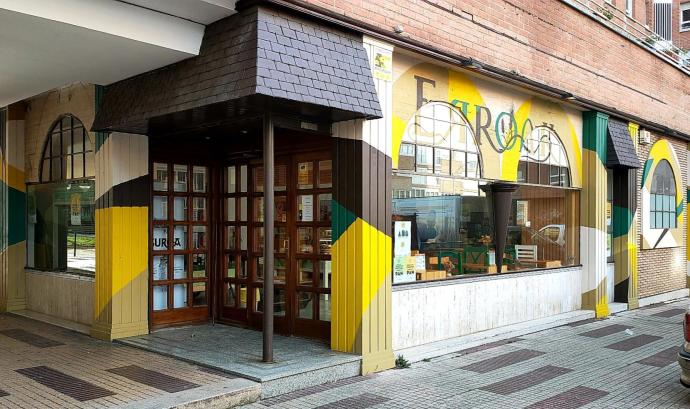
27 114 96 275
398 102 481 180
40 115 94 182
650 159 676 229
517 126 570 187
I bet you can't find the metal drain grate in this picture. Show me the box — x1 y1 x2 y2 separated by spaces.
107 365 199 393
16 366 114 402
0 329 64 348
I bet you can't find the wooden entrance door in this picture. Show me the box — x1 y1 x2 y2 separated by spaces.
218 151 333 339
150 162 212 327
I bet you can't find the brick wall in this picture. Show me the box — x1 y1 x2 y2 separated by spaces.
637 133 687 298
23 84 95 183
295 0 690 136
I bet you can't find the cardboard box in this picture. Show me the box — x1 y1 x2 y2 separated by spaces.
416 270 447 281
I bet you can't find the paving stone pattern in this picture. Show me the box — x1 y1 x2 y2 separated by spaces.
605 334 663 352
652 308 687 318
461 349 545 373
106 365 199 393
0 314 243 408
525 386 609 409
242 299 690 408
0 329 64 348
637 346 681 368
578 324 630 338
16 366 114 402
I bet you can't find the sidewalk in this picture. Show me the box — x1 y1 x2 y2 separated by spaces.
241 299 690 408
0 314 259 408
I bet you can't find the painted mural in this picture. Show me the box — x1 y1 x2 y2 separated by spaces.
640 139 684 249
392 53 583 188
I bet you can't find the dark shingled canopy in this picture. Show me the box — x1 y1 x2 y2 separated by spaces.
607 118 641 169
92 6 382 134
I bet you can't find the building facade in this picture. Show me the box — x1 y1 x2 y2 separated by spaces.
1 0 690 375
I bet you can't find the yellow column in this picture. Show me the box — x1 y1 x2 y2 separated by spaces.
91 132 149 340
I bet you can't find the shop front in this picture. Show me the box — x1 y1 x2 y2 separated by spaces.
388 51 587 350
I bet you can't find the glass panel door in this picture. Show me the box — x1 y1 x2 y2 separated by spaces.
293 154 332 338
151 162 210 326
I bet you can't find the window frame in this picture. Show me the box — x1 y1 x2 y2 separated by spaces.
649 159 677 230
517 126 571 188
39 114 94 183
681 2 690 32
396 101 483 183
27 114 96 276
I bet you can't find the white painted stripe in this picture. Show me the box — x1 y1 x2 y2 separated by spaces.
580 226 607 294
95 133 148 198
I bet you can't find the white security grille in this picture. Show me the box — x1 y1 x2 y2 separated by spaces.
654 0 673 41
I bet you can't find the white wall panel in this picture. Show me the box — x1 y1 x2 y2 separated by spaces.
391 267 582 350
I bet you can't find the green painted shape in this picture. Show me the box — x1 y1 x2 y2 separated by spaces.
612 205 632 239
686 188 690 204
582 111 608 164
8 186 26 245
677 200 684 217
94 85 109 152
640 159 653 188
332 200 356 243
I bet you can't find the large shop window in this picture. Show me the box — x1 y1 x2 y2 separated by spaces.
27 115 96 276
650 159 676 229
392 103 580 284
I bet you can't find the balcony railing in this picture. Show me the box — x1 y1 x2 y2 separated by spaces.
561 0 690 75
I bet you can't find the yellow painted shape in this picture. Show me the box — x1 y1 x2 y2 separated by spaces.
646 139 683 225
331 218 391 355
567 117 583 186
392 115 407 169
94 206 149 338
447 70 485 125
500 98 532 181
7 164 24 192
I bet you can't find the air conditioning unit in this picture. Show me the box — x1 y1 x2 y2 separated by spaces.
639 129 652 145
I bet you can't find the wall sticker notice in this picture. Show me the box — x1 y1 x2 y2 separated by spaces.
394 221 412 257
70 193 81 226
299 195 314 222
373 47 393 81
393 256 416 284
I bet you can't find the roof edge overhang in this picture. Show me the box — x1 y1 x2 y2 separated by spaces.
258 0 690 142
